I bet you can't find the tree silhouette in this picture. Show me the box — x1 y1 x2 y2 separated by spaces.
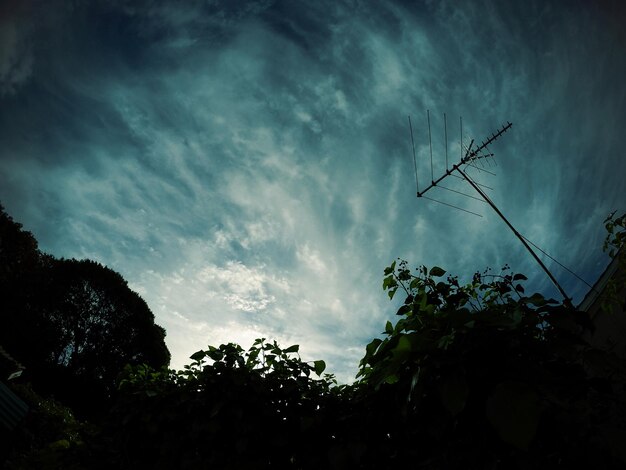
0 204 170 419
31 258 170 415
0 205 40 277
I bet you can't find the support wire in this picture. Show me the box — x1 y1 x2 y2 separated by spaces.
408 115 419 194
421 195 483 217
520 234 593 289
427 110 433 182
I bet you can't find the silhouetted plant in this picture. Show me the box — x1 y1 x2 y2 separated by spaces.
4 204 626 469
101 340 340 469
601 210 626 313
352 259 626 468
0 204 170 421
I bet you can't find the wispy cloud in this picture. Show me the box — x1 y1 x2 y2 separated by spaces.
1 0 625 381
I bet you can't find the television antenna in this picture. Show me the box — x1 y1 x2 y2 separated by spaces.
408 111 574 305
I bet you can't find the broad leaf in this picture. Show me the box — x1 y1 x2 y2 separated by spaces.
313 360 326 376
384 261 396 275
429 266 446 277
189 350 206 361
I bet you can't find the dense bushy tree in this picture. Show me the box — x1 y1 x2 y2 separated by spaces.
0 204 170 419
0 204 42 280
353 261 626 468
46 262 625 469
6 209 626 469
26 258 170 416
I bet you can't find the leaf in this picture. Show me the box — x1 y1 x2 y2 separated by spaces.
384 374 399 384
396 304 411 316
437 330 455 350
388 287 398 300
284 344 300 353
429 266 446 277
384 261 396 276
189 350 206 361
365 338 383 356
513 273 528 281
246 349 260 366
391 335 412 360
527 293 547 306
313 360 326 376
486 381 540 450
382 275 398 291
385 320 393 335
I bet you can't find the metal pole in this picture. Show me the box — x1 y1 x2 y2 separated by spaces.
456 167 572 305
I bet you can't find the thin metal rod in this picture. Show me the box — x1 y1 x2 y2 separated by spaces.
450 173 494 190
465 139 474 159
444 113 448 170
465 164 496 177
457 167 571 304
468 122 511 158
439 185 487 203
520 234 593 289
427 110 433 182
459 116 463 160
421 195 483 217
408 115 419 193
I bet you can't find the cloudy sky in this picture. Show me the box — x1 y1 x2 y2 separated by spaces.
1 0 624 382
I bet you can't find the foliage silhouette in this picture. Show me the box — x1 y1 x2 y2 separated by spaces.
601 210 626 312
0 203 42 281
354 259 626 468
4 209 626 469
0 204 170 421
34 340 343 469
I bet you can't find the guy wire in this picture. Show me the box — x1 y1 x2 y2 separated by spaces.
444 112 448 170
427 110 433 181
520 234 593 289
408 115 419 193
421 195 483 218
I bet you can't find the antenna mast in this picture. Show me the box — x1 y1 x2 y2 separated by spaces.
409 115 572 305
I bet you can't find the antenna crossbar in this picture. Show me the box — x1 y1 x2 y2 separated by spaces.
417 122 511 198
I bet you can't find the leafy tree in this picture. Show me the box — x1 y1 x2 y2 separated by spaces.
78 340 340 469
0 204 170 420
21 261 626 469
602 210 626 312
353 260 626 468
0 203 42 281
31 259 170 414
5 205 626 469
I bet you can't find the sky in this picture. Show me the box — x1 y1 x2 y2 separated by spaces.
1 0 625 383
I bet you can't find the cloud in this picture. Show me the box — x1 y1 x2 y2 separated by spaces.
0 2 33 95
1 0 625 382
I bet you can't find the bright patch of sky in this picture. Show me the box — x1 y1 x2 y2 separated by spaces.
1 0 625 382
